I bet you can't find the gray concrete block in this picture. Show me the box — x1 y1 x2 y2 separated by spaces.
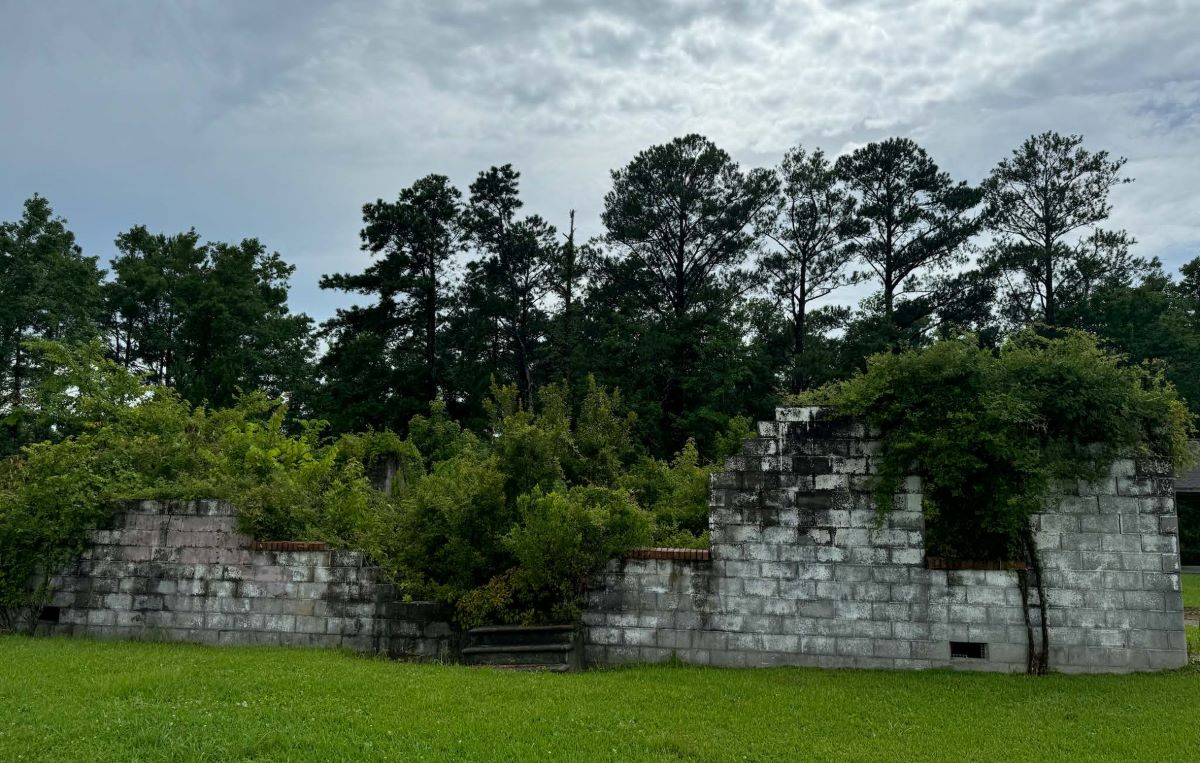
801 636 836 655
967 624 1009 643
759 562 798 578
1079 514 1122 535
1147 649 1188 670
985 606 1025 625
743 578 779 597
847 547 890 565
947 605 988 624
1141 534 1177 553
871 639 912 659
850 620 892 638
815 546 847 563
850 583 892 602
623 628 657 647
835 637 873 656
1143 572 1181 592
1056 495 1100 513
261 614 296 632
893 621 930 640
796 601 834 619
928 585 967 605
1078 551 1124 571
692 631 728 651
890 548 923 566
833 601 872 620
1061 533 1103 551
1040 514 1080 533
872 603 910 621
965 587 1006 606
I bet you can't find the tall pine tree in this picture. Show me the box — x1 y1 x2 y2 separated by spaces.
983 132 1133 328
597 134 777 453
318 174 462 431
754 146 861 391
836 138 982 344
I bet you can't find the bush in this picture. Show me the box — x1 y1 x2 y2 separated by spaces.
0 342 381 629
0 344 722 630
621 441 712 546
382 380 702 623
0 439 116 632
806 329 1193 560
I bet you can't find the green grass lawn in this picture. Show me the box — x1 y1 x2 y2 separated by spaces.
2 636 1199 762
1183 573 1200 609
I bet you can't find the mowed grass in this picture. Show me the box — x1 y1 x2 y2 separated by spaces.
1183 573 1200 609
2 636 1200 762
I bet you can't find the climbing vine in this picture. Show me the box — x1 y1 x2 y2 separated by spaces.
805 329 1192 674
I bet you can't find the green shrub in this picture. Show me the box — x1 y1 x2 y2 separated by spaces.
621 440 712 545
387 444 512 603
0 342 382 629
0 439 117 631
386 383 687 623
806 329 1193 560
1 343 723 630
498 487 651 622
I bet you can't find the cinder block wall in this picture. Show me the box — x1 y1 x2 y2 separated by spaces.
583 407 1187 673
41 500 456 657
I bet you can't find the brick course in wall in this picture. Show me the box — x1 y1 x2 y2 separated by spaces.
583 407 1188 673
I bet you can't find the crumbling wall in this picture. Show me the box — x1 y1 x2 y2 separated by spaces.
583 407 1187 673
40 500 455 658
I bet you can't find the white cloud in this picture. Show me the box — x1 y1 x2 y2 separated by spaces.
1 0 1197 321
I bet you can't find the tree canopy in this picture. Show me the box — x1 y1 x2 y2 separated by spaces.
2 130 1197 462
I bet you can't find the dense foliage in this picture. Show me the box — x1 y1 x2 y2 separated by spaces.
6 130 1200 465
5 127 1200 630
806 330 1193 561
0 345 717 630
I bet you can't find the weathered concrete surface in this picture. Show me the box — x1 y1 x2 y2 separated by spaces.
40 500 457 659
584 407 1188 673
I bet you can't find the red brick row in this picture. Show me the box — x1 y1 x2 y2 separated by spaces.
626 547 712 561
251 540 329 552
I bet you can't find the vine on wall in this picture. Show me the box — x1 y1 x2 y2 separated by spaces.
804 329 1192 674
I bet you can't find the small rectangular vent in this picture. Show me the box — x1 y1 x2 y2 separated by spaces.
950 641 987 659
38 605 61 623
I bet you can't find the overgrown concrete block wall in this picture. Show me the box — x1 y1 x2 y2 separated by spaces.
39 500 459 656
583 407 1187 673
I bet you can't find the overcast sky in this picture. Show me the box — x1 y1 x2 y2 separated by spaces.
2 0 1198 323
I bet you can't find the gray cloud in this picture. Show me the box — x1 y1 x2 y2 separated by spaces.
1 0 1197 322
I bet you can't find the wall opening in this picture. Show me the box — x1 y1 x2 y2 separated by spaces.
950 641 987 659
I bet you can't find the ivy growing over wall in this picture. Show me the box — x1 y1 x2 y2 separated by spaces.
805 329 1193 672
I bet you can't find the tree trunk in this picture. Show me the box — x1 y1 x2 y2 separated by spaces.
791 272 807 394
11 341 21 408
424 261 438 404
1043 242 1056 326
558 210 576 386
515 299 533 410
1017 522 1050 675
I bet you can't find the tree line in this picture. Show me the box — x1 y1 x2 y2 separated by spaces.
3 131 1194 458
